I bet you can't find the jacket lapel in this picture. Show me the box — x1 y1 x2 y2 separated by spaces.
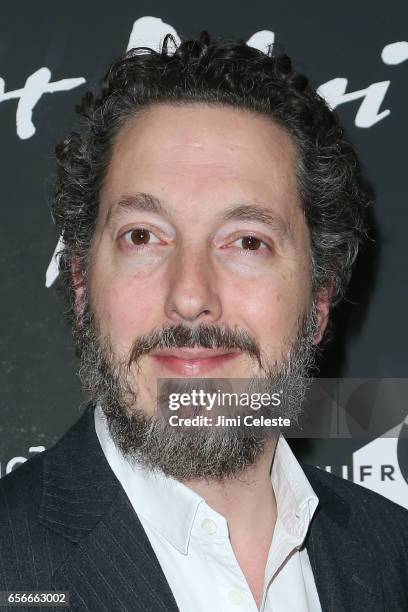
38 404 179 612
303 465 384 612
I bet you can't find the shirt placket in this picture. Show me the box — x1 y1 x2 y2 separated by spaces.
192 505 260 612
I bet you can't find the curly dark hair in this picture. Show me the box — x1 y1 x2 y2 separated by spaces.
52 31 369 332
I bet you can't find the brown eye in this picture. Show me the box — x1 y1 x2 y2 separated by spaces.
122 227 162 250
129 228 151 245
241 236 262 250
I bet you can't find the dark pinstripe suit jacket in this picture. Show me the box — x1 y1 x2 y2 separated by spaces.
0 404 407 612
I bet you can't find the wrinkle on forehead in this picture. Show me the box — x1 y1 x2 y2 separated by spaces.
110 102 298 175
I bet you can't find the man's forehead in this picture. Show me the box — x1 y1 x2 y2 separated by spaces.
99 103 302 230
107 103 298 171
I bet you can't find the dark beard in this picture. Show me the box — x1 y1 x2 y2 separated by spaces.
74 294 319 481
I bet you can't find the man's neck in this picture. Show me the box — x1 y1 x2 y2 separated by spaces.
182 437 278 526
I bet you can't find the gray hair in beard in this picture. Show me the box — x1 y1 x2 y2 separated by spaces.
74 294 319 481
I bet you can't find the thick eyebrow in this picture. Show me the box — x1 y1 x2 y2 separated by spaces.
218 203 292 239
104 193 166 228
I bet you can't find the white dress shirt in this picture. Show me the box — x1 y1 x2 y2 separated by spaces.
95 406 322 611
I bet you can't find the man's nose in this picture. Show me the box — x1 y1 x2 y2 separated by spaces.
163 247 222 324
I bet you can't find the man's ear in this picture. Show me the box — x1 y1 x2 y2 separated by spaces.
313 286 333 345
71 255 86 317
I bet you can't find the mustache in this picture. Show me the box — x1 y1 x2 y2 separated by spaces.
127 323 261 369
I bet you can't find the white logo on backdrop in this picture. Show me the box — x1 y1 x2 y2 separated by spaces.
0 446 45 478
0 69 86 140
0 16 406 145
352 416 408 509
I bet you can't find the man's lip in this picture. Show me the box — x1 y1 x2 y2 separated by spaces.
150 348 241 359
150 348 241 375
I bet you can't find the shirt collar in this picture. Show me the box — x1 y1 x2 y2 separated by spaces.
271 435 319 542
95 405 318 554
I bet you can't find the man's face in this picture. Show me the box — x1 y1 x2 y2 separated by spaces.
85 104 326 394
73 103 330 478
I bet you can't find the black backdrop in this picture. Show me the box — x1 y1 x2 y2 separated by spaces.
1 0 407 508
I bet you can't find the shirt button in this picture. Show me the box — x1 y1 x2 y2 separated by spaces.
200 518 217 535
228 588 244 605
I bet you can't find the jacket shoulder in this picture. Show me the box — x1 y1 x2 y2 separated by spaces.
0 452 44 518
303 463 408 544
304 463 407 512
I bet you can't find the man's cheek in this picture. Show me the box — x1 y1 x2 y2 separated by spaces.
92 287 146 339
237 284 292 328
